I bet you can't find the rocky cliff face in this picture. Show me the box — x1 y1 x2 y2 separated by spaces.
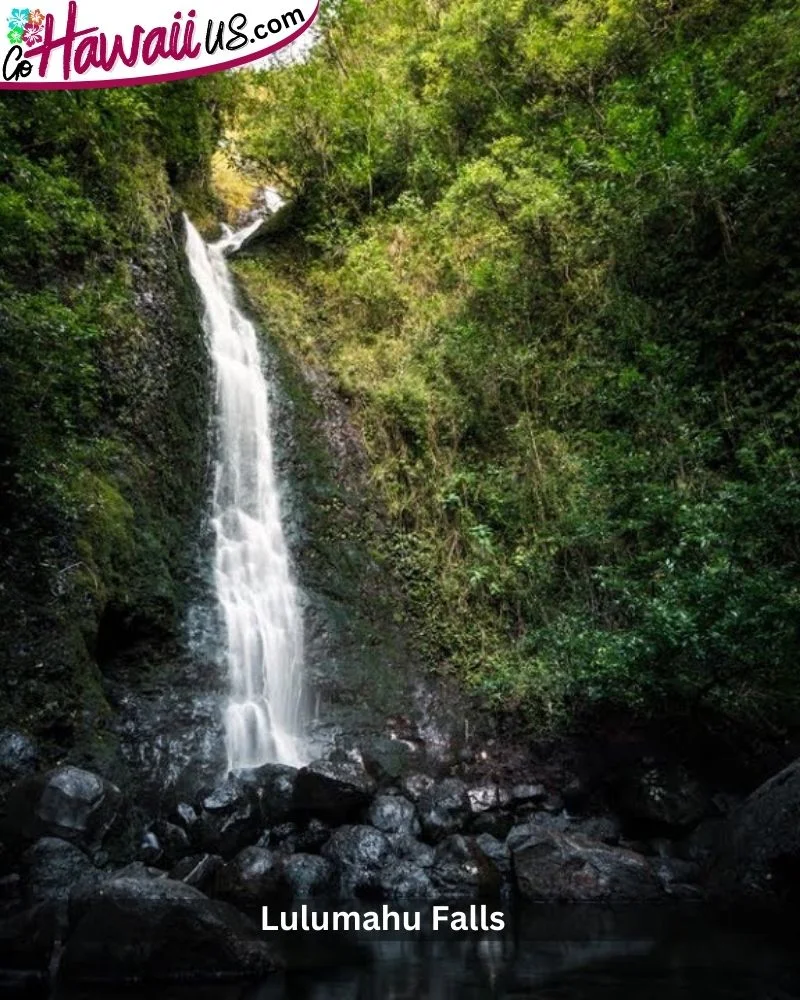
0 207 213 778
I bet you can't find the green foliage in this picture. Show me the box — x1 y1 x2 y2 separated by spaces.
0 82 236 740
0 83 228 511
236 0 800 728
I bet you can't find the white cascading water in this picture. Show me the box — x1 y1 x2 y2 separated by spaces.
184 212 305 770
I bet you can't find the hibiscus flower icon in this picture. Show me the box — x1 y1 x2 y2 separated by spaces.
27 6 44 25
6 7 30 30
23 19 41 44
6 24 23 44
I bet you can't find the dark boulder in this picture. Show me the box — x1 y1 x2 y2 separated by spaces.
169 853 223 893
201 775 250 814
430 834 504 898
512 831 663 902
322 825 392 870
0 729 37 784
653 856 704 899
361 736 416 785
390 835 435 869
237 763 298 824
293 759 376 822
418 779 471 843
679 818 726 865
378 860 433 899
139 830 163 865
400 773 435 803
322 825 392 900
153 820 191 865
503 783 547 808
571 816 622 846
506 813 571 851
368 795 420 837
173 803 199 831
474 833 511 877
60 876 278 983
22 837 101 905
266 822 297 849
213 846 283 907
281 854 335 898
293 818 332 855
540 793 566 815
467 784 501 814
196 796 263 860
712 757 800 899
105 862 167 882
3 767 122 853
470 809 515 840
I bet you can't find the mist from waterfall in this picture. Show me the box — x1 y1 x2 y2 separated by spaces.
185 213 305 770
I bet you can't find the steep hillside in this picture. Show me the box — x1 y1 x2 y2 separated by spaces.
233 0 800 733
0 84 234 758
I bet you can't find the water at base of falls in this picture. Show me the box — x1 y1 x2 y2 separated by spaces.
185 212 306 770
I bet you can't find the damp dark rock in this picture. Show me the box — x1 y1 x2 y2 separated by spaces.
390 834 436 869
213 846 283 907
293 758 376 822
281 853 335 898
153 820 191 865
322 824 392 871
417 778 471 843
169 853 223 892
197 799 263 860
360 736 416 785
60 876 278 983
653 856 704 898
293 818 331 854
571 815 622 846
202 775 251 814
470 809 515 840
238 762 298 824
712 756 800 899
0 729 38 784
378 860 433 899
3 767 122 853
401 773 435 803
506 813 571 851
503 783 547 808
368 794 420 837
266 822 297 849
22 836 101 906
467 784 501 814
173 803 199 830
474 832 511 877
430 834 504 898
512 831 664 902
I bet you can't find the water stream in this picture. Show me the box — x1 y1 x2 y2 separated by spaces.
185 213 305 770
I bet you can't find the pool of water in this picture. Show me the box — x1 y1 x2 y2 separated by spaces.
43 905 799 1000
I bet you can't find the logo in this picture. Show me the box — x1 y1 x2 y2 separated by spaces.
1 0 318 89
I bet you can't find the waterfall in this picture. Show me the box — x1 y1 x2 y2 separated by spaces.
184 214 306 770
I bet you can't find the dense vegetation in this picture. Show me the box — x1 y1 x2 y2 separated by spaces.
0 83 233 743
234 0 800 730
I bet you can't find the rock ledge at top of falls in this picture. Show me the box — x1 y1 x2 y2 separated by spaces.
231 197 296 255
